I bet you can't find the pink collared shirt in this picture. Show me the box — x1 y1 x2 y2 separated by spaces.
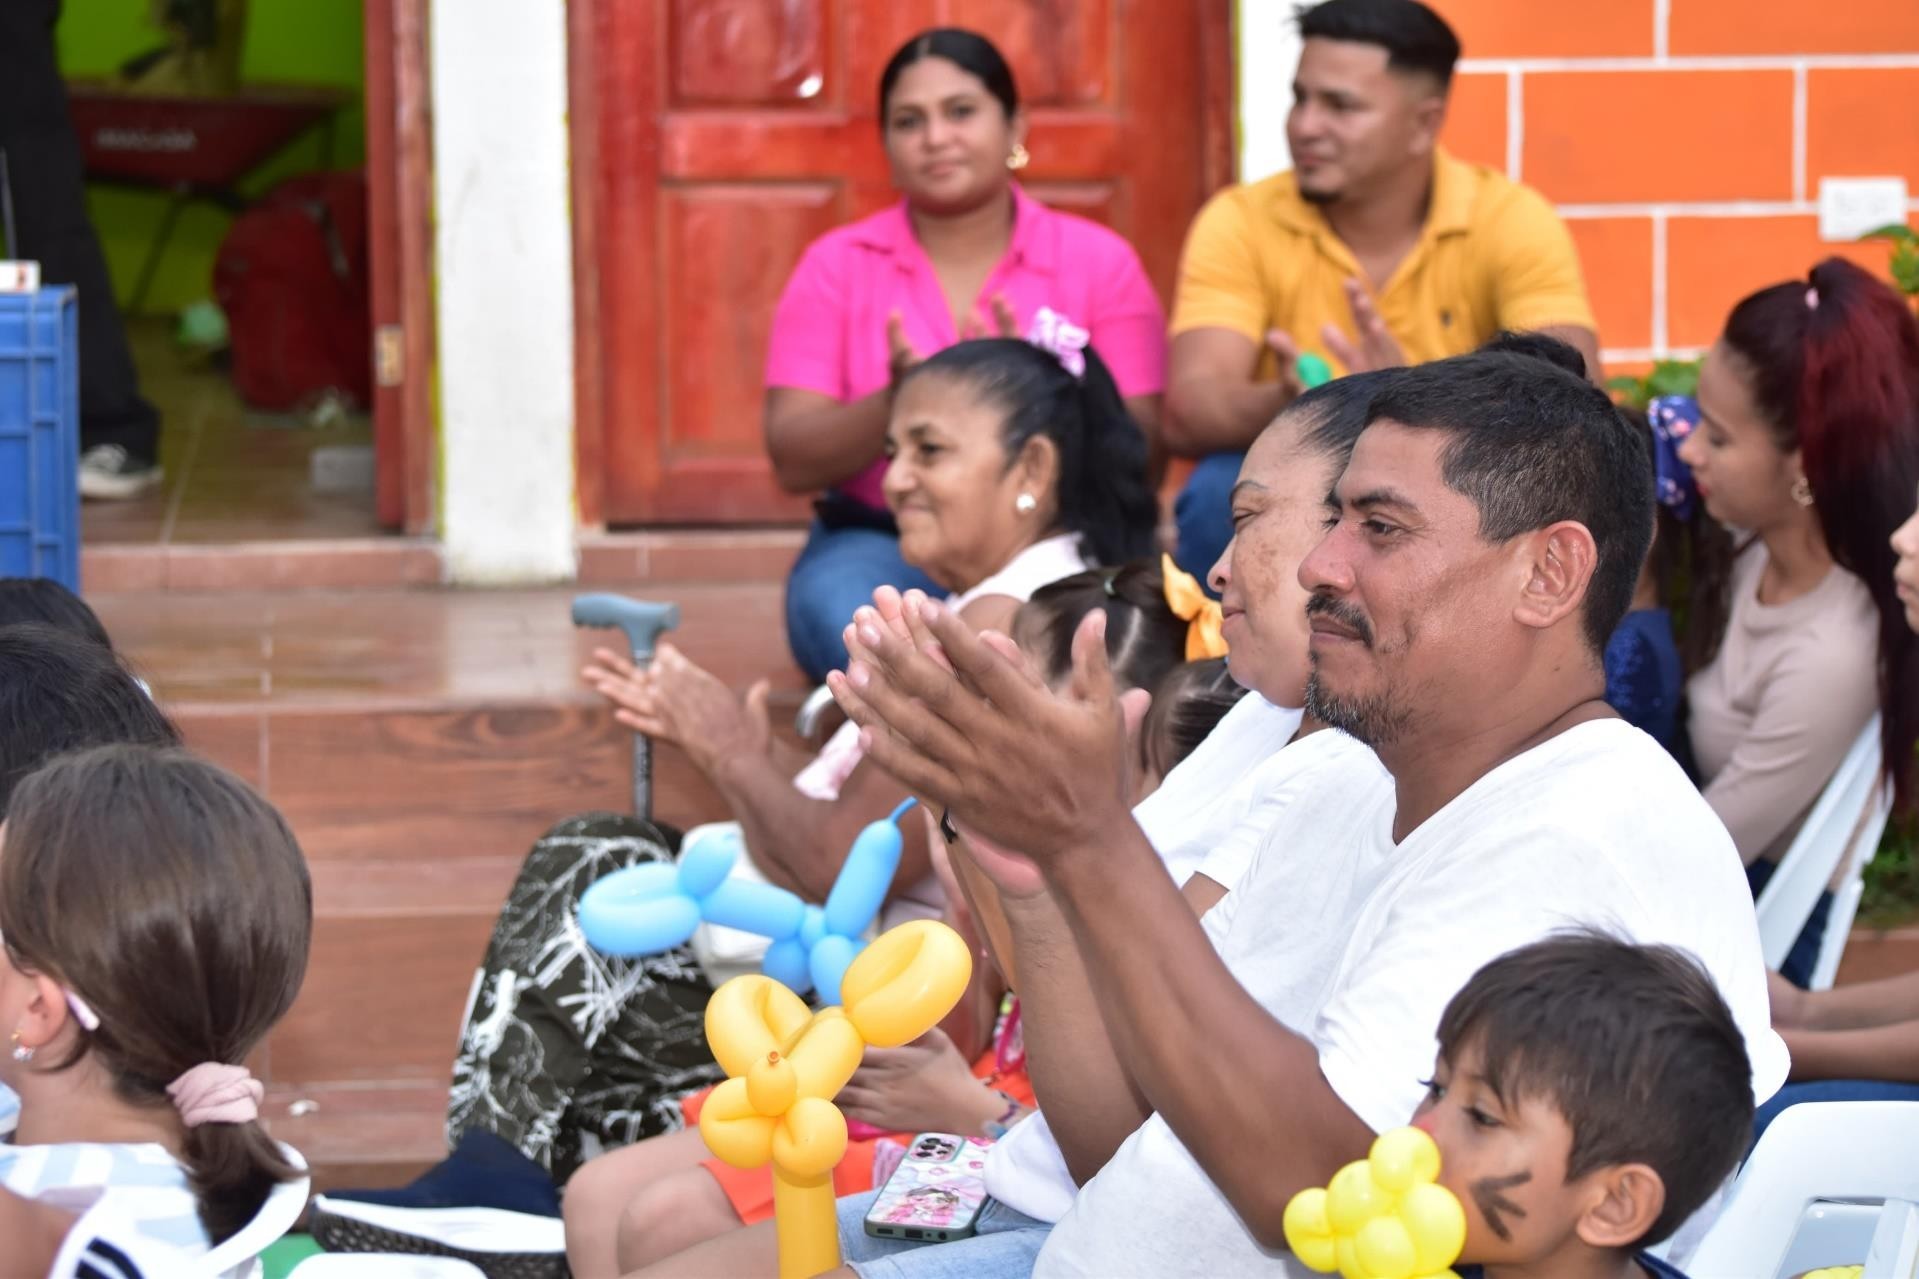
764 184 1168 510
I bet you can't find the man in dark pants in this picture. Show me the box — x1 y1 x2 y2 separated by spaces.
1 0 164 499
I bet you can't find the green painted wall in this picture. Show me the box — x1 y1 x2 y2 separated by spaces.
55 0 366 315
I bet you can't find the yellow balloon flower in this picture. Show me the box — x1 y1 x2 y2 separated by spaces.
700 919 973 1279
1283 1127 1467 1279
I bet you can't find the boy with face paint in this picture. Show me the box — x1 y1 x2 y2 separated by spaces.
1415 933 1753 1279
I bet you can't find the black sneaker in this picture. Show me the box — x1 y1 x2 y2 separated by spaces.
311 1131 566 1277
78 444 163 500
308 1197 568 1279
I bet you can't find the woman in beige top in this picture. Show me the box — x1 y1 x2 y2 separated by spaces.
1678 258 1919 983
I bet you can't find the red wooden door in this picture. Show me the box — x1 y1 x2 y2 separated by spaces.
365 0 436 533
574 0 1233 526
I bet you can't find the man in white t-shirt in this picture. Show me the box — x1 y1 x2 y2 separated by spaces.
625 355 1404 1279
795 343 1780 1279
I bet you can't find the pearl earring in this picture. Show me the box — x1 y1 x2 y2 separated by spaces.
10 1031 31 1063
1015 493 1037 515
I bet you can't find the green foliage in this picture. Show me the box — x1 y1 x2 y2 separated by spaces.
1863 223 1919 299
1607 358 1703 413
1862 810 1919 928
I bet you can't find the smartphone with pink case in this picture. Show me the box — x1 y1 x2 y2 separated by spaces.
862 1132 990 1242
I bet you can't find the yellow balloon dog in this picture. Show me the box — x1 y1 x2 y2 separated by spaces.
1283 1127 1467 1279
700 919 974 1279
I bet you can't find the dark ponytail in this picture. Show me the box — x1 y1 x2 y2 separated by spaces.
905 337 1157 566
1718 257 1919 812
0 746 313 1243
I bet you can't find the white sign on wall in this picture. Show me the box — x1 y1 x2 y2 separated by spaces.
1818 177 1910 243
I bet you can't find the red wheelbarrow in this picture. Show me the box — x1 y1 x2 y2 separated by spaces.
63 81 349 310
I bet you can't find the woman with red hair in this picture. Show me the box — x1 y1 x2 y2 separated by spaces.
1678 256 1919 986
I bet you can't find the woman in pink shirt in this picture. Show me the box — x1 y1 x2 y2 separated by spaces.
765 27 1168 680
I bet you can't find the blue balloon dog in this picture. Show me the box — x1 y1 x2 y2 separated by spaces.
577 798 919 1005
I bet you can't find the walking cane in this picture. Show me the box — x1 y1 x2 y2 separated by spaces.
572 594 679 819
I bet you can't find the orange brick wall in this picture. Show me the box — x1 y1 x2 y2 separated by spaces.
1407 0 1919 366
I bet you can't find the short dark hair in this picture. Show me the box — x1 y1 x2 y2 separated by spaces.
0 623 181 819
879 29 1018 121
1296 0 1461 88
1476 329 1590 380
0 578 114 650
905 339 1157 568
1436 932 1754 1246
1293 368 1406 466
1364 350 1654 656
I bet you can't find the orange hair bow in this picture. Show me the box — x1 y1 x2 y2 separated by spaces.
1161 553 1229 660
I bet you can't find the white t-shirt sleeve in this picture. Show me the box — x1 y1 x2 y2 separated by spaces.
1191 729 1366 894
1313 832 1642 1134
981 1111 1081 1224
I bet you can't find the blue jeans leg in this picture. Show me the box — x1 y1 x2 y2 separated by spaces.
834 1189 1053 1279
1751 1079 1919 1149
1172 451 1246 589
1744 860 1835 990
784 520 942 683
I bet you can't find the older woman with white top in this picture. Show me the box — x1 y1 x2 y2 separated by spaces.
309 336 1157 1256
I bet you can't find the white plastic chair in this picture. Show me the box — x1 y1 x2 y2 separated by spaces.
200 1142 311 1279
1686 1101 1919 1278
1754 714 1891 990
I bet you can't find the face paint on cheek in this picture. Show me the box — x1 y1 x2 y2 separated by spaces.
1470 1170 1532 1242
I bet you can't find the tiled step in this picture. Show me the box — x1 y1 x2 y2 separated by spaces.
93 580 810 1189
83 528 807 594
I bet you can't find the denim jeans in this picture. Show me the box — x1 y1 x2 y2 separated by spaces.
1172 451 1245 589
1745 858 1834 990
784 519 942 683
835 1189 1052 1279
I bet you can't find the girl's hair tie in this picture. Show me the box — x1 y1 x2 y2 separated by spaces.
1161 553 1229 660
166 1062 263 1128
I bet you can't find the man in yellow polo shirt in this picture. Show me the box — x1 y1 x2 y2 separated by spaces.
1166 0 1600 580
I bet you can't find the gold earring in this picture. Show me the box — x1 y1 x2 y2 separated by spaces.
1791 476 1813 507
1006 143 1030 172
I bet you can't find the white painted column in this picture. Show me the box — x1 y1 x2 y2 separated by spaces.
430 0 577 583
1237 0 1303 183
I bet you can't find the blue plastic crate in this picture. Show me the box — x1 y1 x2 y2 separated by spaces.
0 287 81 591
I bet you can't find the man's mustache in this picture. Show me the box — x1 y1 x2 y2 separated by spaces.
1305 593 1374 647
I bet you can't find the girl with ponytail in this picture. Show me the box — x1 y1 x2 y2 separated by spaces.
1678 256 1919 985
0 744 312 1257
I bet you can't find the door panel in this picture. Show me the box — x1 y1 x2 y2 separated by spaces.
365 0 437 533
577 0 1231 525
660 187 844 466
